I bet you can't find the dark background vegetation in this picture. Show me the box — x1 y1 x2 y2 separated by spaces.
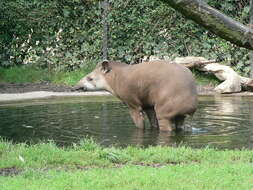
0 0 251 75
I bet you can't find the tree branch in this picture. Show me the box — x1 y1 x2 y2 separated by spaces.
160 0 253 50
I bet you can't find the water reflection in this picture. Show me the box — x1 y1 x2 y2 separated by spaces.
0 96 253 149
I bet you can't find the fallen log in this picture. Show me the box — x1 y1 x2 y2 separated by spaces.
174 56 253 93
175 60 217 68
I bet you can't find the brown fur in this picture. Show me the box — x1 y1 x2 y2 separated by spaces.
74 60 198 131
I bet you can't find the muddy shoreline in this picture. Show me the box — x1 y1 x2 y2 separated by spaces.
0 82 73 93
0 82 216 94
0 82 253 102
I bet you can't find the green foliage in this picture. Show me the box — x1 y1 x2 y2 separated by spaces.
0 0 102 70
0 0 251 76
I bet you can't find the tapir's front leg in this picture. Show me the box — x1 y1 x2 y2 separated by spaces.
144 108 159 129
129 108 145 129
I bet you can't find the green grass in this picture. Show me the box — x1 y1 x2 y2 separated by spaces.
0 66 51 84
0 66 92 86
0 66 220 86
0 139 253 190
50 70 89 85
1 164 252 190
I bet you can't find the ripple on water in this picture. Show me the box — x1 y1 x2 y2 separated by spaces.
0 96 253 149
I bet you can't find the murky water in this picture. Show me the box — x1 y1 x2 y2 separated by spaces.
0 96 253 149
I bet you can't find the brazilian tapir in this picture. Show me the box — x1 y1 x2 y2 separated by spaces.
74 60 197 131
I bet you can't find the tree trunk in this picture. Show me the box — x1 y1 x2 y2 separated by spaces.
102 0 109 60
160 0 253 50
250 0 253 77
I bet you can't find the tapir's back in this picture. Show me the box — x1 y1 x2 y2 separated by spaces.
129 61 196 95
122 60 197 114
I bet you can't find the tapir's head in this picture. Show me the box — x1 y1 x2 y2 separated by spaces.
73 60 112 92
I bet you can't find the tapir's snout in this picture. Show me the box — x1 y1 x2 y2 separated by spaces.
71 67 109 92
72 85 82 91
72 81 87 91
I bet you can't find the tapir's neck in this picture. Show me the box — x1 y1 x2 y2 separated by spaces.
104 63 130 97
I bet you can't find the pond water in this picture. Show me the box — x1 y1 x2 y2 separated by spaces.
0 96 253 149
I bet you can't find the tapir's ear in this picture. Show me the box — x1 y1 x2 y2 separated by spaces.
101 60 111 73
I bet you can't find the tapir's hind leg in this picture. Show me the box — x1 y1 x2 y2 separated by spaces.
129 108 145 129
157 118 173 131
144 108 159 129
174 115 186 131
154 104 176 132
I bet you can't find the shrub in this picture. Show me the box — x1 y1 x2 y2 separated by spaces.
0 0 251 75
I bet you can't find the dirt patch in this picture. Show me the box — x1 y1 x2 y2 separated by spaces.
0 167 21 176
0 82 73 94
0 163 178 177
0 82 215 95
0 82 253 97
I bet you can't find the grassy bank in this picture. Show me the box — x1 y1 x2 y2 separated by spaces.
0 139 253 190
0 66 219 86
0 66 92 86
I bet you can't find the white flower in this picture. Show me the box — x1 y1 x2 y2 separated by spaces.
27 46 32 52
46 47 52 51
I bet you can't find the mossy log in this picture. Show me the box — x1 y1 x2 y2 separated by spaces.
160 0 253 50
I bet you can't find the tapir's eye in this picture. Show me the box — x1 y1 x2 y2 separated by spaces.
87 77 93 81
